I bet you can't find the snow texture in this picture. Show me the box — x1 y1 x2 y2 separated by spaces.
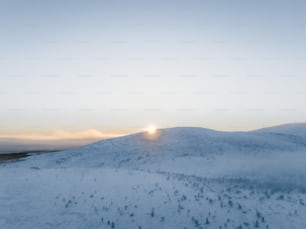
1 124 306 229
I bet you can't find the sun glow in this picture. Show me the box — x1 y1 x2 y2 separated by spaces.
146 125 157 134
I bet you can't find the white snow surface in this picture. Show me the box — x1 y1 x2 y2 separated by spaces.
1 124 306 229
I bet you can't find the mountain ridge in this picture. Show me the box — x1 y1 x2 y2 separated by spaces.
10 123 306 169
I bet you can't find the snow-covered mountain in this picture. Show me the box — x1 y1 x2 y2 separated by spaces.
1 124 306 229
14 124 306 170
251 123 306 136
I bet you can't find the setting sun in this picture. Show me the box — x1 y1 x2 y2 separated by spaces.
146 125 157 134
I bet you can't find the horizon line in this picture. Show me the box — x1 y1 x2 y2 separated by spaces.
0 122 305 142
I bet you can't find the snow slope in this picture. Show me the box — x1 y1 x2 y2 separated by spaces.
1 124 306 229
11 125 306 169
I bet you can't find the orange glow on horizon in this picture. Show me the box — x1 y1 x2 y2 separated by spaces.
0 129 126 141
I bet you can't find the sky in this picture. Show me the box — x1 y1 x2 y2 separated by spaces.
1 0 306 140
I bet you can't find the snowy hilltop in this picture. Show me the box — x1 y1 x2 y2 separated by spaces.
1 123 306 229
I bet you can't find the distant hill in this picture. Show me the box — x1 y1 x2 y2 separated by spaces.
14 123 306 169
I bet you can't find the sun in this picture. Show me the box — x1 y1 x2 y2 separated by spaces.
146 125 157 134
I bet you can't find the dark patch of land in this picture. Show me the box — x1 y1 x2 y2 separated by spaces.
0 150 61 163
0 152 29 162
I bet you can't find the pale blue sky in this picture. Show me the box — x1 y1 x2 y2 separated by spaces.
1 0 306 138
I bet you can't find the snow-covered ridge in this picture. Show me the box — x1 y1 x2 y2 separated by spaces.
251 123 306 137
9 123 306 169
